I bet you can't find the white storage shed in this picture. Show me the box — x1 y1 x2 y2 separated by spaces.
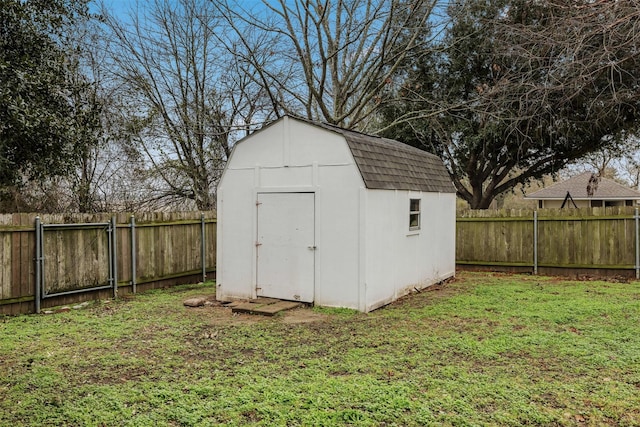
216 116 456 312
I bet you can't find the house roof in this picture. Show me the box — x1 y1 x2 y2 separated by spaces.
525 172 640 200
302 118 456 193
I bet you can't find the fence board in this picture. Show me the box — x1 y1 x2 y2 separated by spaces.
0 232 10 299
206 221 216 271
11 216 23 299
116 223 131 285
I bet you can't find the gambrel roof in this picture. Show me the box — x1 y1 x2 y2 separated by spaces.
526 172 640 200
302 118 456 193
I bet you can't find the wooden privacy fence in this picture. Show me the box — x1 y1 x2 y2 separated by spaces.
0 212 216 315
457 207 640 278
5 207 637 315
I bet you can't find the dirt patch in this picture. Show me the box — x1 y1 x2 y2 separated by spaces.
280 308 329 324
387 277 464 310
183 276 466 324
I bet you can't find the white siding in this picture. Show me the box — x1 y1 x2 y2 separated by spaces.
312 166 362 309
216 169 256 299
217 117 364 305
227 116 354 169
363 190 456 311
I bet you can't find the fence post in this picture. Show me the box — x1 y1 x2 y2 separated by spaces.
130 215 136 293
201 213 206 283
533 210 538 275
633 208 640 279
112 216 118 298
34 216 41 314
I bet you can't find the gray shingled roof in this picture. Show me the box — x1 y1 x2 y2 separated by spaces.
525 172 640 200
312 121 456 193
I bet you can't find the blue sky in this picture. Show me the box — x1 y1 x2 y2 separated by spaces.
90 0 136 22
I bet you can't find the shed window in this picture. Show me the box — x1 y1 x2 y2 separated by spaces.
409 199 421 230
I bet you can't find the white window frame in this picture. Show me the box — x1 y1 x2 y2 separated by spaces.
409 198 421 231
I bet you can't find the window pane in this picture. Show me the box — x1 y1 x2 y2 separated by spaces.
410 199 420 212
410 213 420 228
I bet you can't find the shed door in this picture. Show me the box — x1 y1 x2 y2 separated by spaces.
256 192 315 302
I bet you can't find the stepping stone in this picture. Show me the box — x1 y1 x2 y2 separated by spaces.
251 301 301 316
231 301 267 314
183 297 207 307
231 300 302 316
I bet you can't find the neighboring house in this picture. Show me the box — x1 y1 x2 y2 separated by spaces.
216 115 456 312
525 172 640 208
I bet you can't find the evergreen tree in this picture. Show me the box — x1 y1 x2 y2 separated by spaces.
0 0 95 199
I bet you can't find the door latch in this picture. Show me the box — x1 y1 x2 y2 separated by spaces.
307 245 316 250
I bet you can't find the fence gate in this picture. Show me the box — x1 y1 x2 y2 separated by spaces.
34 217 117 313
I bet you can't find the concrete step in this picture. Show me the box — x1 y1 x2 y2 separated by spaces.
231 299 302 316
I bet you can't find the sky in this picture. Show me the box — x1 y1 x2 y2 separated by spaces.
90 0 138 23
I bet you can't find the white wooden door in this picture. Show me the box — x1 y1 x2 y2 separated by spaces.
256 193 315 302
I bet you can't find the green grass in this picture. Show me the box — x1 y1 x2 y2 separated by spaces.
1 272 640 426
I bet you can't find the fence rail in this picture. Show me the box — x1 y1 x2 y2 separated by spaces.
456 206 640 278
0 212 216 315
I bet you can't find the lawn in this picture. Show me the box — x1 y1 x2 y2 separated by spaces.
1 271 639 426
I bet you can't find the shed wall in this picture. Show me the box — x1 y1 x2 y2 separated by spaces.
364 190 456 311
227 118 355 168
312 166 361 309
216 118 364 306
216 170 255 299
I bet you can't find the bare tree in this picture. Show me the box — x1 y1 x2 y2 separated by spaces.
102 0 268 210
382 0 640 209
618 137 640 189
216 0 440 130
492 1 640 139
564 135 640 187
63 15 114 212
47 11 157 213
622 156 640 190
